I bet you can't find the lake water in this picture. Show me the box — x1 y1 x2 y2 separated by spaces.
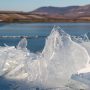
0 23 90 52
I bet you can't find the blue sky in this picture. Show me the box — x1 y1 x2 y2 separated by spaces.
0 0 90 11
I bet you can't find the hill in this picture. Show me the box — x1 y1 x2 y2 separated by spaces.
0 4 90 23
31 4 90 19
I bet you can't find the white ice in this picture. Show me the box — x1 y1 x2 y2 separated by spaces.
0 26 90 90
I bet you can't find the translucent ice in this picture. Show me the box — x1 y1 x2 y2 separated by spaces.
41 26 89 87
17 38 27 50
0 26 90 90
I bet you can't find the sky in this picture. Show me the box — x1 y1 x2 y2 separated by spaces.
0 0 90 11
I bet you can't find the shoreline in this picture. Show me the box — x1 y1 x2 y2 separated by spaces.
1 20 90 24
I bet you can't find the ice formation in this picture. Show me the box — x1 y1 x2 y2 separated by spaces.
0 26 90 90
17 38 27 50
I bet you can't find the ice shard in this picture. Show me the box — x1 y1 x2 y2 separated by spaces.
41 26 90 86
17 38 27 50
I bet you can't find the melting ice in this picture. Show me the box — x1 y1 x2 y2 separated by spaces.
0 26 90 90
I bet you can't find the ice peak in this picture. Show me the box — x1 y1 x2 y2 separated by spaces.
17 38 27 50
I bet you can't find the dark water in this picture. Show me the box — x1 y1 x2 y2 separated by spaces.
0 23 90 52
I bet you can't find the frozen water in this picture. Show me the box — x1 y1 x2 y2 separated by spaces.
72 33 89 43
41 26 90 88
17 38 27 50
0 26 90 89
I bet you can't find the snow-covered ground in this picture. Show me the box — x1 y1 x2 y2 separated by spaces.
0 26 90 90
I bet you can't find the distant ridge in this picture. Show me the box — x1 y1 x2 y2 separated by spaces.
0 4 90 22
31 4 90 19
31 6 79 14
